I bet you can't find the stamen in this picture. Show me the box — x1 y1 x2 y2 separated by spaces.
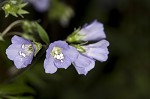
19 44 34 57
19 51 26 57
51 47 64 62
21 44 25 49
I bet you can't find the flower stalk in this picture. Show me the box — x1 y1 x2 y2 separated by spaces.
1 20 23 37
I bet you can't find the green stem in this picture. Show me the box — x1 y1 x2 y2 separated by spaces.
6 32 22 36
1 20 23 37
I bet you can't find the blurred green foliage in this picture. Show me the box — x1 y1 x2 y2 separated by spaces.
2 0 28 17
0 0 150 99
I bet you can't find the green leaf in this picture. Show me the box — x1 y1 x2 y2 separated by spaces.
0 84 36 95
3 96 34 99
35 22 50 44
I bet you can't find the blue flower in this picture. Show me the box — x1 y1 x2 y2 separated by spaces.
82 40 109 62
73 54 95 75
73 40 109 75
28 0 50 12
6 35 35 69
67 20 106 42
44 41 78 74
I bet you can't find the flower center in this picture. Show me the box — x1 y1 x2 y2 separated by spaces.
19 44 34 58
51 47 64 62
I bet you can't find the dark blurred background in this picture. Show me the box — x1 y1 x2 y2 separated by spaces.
0 0 150 99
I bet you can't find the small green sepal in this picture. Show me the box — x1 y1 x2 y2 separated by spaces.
33 41 42 57
73 44 86 53
66 28 82 43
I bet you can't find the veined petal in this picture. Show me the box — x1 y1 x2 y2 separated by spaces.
86 40 109 48
63 46 79 62
79 20 106 41
83 40 109 62
84 48 109 62
44 57 57 74
14 56 27 69
6 44 21 60
73 54 95 75
24 54 34 66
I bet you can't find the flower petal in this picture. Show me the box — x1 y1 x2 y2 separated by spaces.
79 20 106 41
83 40 109 62
86 40 109 48
63 46 79 62
54 55 71 69
73 54 95 75
53 41 69 50
6 44 21 60
46 43 55 59
14 56 27 69
11 35 30 44
23 54 34 66
84 47 109 62
44 57 57 74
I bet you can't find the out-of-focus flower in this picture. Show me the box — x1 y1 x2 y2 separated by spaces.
29 0 50 12
48 0 74 27
44 41 78 74
6 35 36 68
67 20 106 42
73 40 109 75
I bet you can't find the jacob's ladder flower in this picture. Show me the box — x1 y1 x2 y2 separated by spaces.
44 41 78 74
29 0 50 12
73 40 109 75
67 20 106 42
6 35 36 68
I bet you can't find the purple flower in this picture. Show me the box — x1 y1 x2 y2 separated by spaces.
30 0 50 12
44 41 78 74
73 40 109 75
67 20 106 42
82 40 109 62
73 54 95 75
6 35 35 69
78 20 106 41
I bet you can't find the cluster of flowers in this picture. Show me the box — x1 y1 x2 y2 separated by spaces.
6 20 109 75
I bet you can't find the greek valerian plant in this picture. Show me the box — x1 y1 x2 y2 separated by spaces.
0 0 109 75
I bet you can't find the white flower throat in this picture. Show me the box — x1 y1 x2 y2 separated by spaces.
19 44 34 58
51 47 64 62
